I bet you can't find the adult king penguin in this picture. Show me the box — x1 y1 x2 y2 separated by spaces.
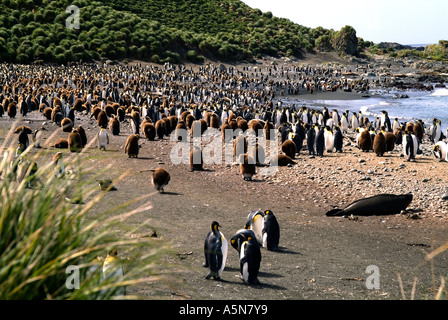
97 128 109 151
403 131 418 162
262 210 280 251
203 221 228 281
244 210 265 245
239 232 262 285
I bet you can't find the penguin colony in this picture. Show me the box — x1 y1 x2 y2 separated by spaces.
1 62 446 290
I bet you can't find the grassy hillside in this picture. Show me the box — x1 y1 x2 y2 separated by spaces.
0 0 370 64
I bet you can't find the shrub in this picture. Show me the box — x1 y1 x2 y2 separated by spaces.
0 128 167 300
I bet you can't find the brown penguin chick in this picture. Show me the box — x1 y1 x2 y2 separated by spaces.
281 140 297 159
68 129 83 153
248 119 263 137
168 115 178 130
104 104 115 117
221 119 233 142
209 113 220 129
142 122 156 141
7 102 17 118
373 131 386 156
77 125 88 148
43 107 52 120
117 106 126 122
61 118 73 133
237 119 248 132
97 110 108 129
125 134 140 158
175 120 188 141
155 120 166 140
358 129 372 152
162 117 172 136
239 154 256 181
53 138 69 149
413 121 424 143
264 121 275 140
109 116 120 135
199 119 208 135
229 119 238 132
272 154 296 167
405 122 414 134
151 167 171 193
233 132 248 158
384 132 396 152
180 110 190 124
189 146 203 171
185 114 195 130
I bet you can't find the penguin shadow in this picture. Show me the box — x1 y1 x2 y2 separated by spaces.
159 191 183 196
269 246 302 255
189 168 215 173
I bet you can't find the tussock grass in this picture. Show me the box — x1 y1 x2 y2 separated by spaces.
0 125 169 300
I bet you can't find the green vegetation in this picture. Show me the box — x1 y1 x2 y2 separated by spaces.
0 0 364 64
0 126 167 299
0 0 444 64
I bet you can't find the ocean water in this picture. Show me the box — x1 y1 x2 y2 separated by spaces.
293 87 448 133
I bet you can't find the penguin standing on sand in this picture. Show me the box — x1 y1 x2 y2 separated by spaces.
109 116 120 136
373 131 386 156
124 134 139 158
150 167 170 193
239 232 262 285
333 126 343 153
52 152 65 178
244 210 265 245
203 221 228 281
306 124 316 155
97 128 109 151
239 153 256 181
315 126 325 157
33 126 46 148
262 210 280 251
433 141 448 162
403 131 418 162
380 111 392 132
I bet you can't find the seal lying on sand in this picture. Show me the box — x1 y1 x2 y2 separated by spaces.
326 193 413 216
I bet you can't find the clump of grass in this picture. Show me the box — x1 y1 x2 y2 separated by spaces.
0 125 168 300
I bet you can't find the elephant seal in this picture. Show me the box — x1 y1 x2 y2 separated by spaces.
326 193 413 217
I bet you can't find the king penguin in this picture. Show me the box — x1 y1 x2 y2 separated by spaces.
433 141 448 162
262 210 280 251
403 131 418 162
33 126 46 148
315 126 325 157
203 221 228 281
244 210 265 245
97 128 109 151
239 232 262 285
333 126 343 153
324 126 334 153
306 124 316 155
230 229 257 253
